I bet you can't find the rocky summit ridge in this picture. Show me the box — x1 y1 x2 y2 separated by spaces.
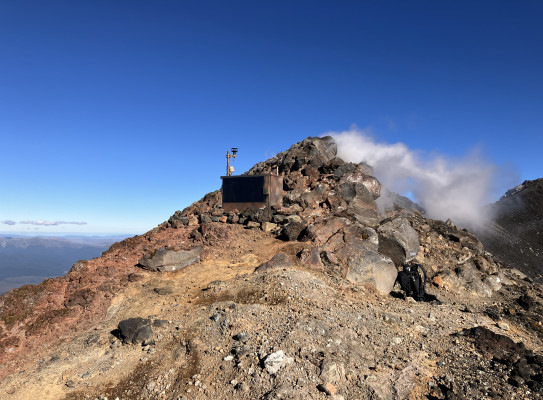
0 137 542 399
473 178 543 282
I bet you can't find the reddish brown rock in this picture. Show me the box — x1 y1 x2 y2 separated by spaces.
255 253 295 272
432 275 444 287
302 217 347 247
299 247 324 270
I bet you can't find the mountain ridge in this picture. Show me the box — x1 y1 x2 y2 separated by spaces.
0 136 542 399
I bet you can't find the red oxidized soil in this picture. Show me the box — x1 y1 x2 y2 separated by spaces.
0 225 196 379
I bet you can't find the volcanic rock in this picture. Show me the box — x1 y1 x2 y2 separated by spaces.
298 246 325 270
343 245 397 294
377 217 420 266
340 182 380 227
117 317 153 345
280 221 306 241
255 253 295 272
138 246 202 272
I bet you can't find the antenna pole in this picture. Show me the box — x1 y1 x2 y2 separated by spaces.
226 150 231 176
226 148 238 176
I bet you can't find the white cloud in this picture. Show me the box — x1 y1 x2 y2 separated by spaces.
19 220 87 226
1 220 16 225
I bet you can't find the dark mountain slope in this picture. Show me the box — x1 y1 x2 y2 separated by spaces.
474 179 543 281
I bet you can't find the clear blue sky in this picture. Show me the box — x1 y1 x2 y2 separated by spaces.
1 1 541 235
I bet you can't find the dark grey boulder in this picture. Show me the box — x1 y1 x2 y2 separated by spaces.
280 221 306 241
333 162 356 179
154 286 174 295
117 317 153 345
241 207 273 223
138 246 202 272
377 218 420 266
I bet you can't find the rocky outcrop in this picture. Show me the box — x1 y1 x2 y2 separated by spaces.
166 136 382 235
160 137 402 294
161 136 522 299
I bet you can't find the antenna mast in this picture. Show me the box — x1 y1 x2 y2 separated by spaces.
226 147 238 176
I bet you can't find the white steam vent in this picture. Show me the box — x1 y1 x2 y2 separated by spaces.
327 126 518 228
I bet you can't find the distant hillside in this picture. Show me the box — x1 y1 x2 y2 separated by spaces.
0 236 125 294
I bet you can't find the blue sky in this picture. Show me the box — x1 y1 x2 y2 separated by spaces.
1 1 541 235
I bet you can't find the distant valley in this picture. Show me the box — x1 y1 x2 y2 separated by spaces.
0 235 129 294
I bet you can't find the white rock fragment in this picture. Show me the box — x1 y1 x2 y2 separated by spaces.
263 350 292 374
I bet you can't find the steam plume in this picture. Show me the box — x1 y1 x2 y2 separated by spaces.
328 127 517 227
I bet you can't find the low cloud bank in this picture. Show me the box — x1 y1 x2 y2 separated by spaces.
2 220 87 226
328 127 517 227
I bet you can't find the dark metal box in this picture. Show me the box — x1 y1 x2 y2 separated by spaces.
221 174 283 212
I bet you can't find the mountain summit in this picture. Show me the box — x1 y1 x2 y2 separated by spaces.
1 137 542 399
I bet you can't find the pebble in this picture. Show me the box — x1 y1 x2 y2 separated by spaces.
317 382 337 395
233 332 249 342
392 337 402 345
497 321 510 331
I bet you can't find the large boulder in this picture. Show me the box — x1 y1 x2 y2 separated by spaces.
117 317 153 345
138 246 202 272
329 228 397 294
339 163 381 200
301 217 348 246
338 183 379 227
308 135 337 162
377 218 420 266
343 244 397 294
